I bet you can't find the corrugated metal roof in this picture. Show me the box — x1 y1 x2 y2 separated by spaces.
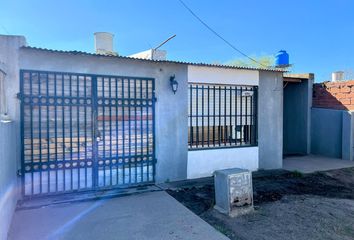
21 46 284 72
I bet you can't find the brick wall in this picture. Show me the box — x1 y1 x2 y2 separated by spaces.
313 80 354 110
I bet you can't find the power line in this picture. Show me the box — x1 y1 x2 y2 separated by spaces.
177 0 268 68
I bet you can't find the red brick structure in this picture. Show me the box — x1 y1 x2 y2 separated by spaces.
313 80 354 110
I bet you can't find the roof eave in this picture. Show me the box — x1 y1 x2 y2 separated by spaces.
20 46 285 73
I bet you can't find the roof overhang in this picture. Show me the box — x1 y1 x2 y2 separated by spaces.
21 46 285 73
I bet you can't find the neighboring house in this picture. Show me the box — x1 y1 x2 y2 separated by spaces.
282 73 354 162
313 79 354 111
311 79 354 160
0 33 283 238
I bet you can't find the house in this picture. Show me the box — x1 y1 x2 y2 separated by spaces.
311 76 354 160
0 33 283 238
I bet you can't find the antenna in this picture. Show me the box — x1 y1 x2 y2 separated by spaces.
154 34 176 50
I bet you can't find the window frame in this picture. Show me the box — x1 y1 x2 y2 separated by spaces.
188 83 258 151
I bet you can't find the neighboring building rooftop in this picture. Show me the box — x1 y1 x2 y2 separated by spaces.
284 73 314 79
283 73 314 82
21 46 284 72
313 79 354 111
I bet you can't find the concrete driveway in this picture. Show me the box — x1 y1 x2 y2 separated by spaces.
283 155 354 173
8 191 229 240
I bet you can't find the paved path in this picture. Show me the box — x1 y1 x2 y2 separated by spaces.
283 155 354 173
8 191 229 240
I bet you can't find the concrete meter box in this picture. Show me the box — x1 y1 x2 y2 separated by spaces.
214 168 253 217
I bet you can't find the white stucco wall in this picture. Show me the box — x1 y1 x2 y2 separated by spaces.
188 65 259 86
0 35 26 240
187 147 259 179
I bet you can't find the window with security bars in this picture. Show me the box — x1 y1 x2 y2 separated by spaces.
188 83 258 149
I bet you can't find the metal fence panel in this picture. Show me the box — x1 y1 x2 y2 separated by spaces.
20 70 155 197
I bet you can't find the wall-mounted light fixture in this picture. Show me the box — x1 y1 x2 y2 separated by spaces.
170 75 178 94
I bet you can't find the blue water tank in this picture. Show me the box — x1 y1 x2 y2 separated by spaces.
275 50 289 67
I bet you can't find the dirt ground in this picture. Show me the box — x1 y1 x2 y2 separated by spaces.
167 168 354 240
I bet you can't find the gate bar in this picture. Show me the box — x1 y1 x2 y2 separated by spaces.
92 76 98 188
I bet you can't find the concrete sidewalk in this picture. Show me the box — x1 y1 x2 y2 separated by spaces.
283 155 354 173
8 191 229 240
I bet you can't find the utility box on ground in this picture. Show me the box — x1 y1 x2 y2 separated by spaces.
214 168 253 217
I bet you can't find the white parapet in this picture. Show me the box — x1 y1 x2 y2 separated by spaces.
187 147 258 179
129 49 167 61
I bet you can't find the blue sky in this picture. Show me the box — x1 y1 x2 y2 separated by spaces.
1 0 353 81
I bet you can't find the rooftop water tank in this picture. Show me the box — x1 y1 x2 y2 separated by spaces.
94 32 117 55
275 50 289 67
332 71 344 82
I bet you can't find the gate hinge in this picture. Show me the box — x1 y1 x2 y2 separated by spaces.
17 92 22 100
17 169 22 176
153 96 157 102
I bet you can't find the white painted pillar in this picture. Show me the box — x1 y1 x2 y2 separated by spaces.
0 68 11 122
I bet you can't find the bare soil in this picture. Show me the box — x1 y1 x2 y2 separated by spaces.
167 168 354 240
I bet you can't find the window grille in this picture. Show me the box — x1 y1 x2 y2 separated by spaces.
188 83 257 150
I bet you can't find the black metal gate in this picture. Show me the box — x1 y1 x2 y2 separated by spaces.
20 70 156 197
